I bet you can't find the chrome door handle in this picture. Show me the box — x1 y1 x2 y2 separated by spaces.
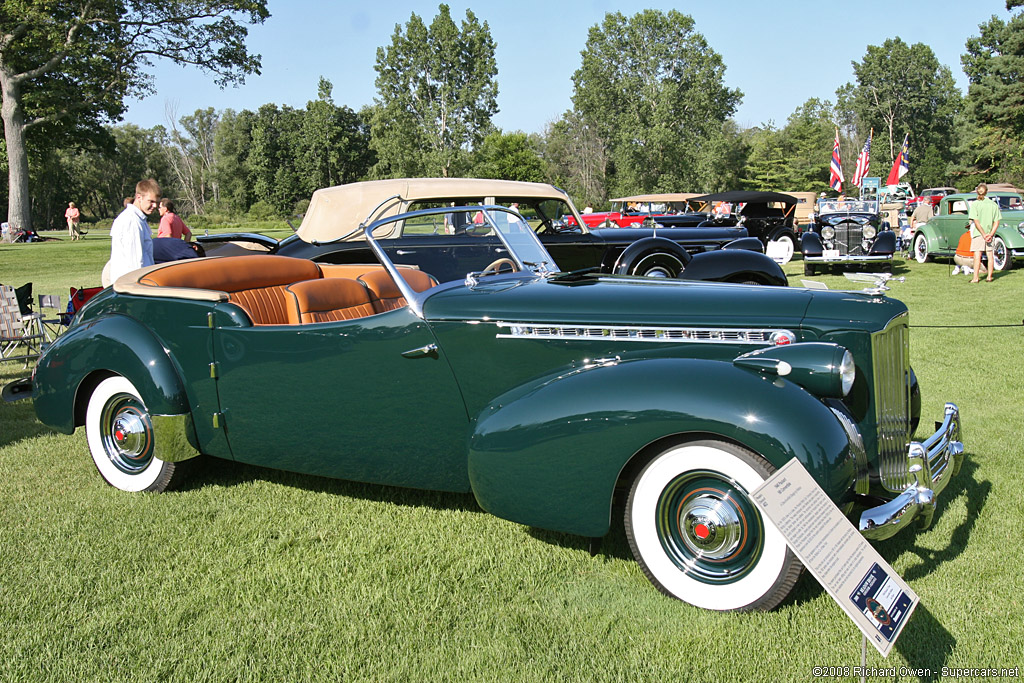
401 343 438 359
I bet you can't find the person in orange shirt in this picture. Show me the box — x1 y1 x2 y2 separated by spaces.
952 224 974 276
156 198 192 241
64 202 82 240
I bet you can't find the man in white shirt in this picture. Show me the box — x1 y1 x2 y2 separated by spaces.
108 179 160 284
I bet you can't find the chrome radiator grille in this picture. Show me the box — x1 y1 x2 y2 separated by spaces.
833 222 866 256
872 316 912 491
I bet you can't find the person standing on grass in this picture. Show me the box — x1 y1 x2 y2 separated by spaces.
968 183 1001 283
157 198 192 241
64 202 82 240
109 179 160 284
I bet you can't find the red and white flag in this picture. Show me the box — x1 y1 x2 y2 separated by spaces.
852 129 872 187
829 129 843 192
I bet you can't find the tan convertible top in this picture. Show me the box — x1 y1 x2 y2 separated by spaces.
297 178 576 243
610 193 704 203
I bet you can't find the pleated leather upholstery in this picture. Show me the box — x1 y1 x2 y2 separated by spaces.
284 278 377 325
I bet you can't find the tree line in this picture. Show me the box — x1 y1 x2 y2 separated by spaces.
3 2 1022 230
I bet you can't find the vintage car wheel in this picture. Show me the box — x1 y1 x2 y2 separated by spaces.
913 233 930 263
85 376 178 492
767 235 795 265
992 237 1012 271
803 262 815 276
625 440 802 611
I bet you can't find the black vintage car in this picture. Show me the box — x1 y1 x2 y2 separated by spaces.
801 198 897 275
684 191 801 264
199 179 786 286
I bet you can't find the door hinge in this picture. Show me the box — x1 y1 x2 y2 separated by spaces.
209 362 219 379
212 412 224 429
207 311 216 328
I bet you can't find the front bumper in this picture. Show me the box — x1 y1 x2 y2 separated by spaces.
804 254 893 264
859 403 963 540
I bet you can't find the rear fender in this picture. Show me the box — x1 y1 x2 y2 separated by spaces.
33 314 191 434
469 358 856 537
681 249 788 286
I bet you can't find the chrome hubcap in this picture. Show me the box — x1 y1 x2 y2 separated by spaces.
680 494 743 559
101 394 154 474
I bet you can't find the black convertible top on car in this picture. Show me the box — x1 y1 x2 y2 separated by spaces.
690 191 797 206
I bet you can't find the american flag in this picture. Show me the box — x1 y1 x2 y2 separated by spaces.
829 129 843 192
886 134 910 185
852 131 872 187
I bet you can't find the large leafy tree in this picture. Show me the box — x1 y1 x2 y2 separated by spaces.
297 78 373 195
836 37 960 188
571 10 741 196
471 131 545 183
541 110 608 208
370 4 498 178
0 0 268 229
958 0 1024 184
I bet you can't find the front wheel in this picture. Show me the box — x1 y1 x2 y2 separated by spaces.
625 440 802 611
992 236 1012 271
85 376 180 492
913 233 930 263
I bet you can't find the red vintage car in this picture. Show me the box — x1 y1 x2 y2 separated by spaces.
564 193 707 229
904 186 958 213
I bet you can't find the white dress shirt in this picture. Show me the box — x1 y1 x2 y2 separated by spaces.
109 203 154 283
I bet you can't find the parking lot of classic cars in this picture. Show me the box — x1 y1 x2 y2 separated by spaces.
10 187 965 613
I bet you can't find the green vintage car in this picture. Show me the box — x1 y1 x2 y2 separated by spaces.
911 191 1024 271
17 206 963 612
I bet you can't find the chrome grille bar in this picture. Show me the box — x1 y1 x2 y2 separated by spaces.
496 322 784 345
871 315 912 492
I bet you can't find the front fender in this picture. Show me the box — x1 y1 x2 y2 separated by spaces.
801 231 824 255
682 249 788 286
33 314 191 434
869 230 896 255
469 358 856 537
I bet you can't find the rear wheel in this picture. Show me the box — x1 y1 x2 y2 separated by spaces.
992 236 1012 271
625 440 802 611
913 233 930 263
85 376 179 492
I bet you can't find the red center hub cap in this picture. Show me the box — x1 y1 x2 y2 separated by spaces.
694 523 711 540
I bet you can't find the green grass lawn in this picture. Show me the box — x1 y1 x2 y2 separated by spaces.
2 234 1022 681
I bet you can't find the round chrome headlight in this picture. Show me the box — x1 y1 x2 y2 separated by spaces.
863 225 877 239
839 349 856 397
821 226 835 240
1017 221 1024 238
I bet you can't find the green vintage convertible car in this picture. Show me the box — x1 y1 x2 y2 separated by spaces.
16 206 964 612
911 191 1024 271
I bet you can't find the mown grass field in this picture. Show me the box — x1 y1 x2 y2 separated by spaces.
2 229 1022 681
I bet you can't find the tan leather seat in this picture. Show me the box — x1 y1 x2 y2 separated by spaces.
284 278 376 325
358 269 437 313
140 255 322 325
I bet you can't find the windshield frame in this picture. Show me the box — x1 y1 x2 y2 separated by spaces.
363 204 558 317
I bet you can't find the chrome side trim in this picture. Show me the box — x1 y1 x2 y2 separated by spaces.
495 322 790 345
859 403 963 540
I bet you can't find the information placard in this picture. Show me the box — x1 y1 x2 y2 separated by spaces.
751 458 918 657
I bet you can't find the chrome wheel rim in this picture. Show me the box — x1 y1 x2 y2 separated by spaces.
100 392 154 474
656 470 764 584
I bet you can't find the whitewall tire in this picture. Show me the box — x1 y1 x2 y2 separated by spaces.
85 376 177 492
625 440 802 611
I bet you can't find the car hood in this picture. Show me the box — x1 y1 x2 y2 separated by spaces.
421 274 904 333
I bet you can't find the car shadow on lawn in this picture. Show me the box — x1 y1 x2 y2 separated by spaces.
177 455 484 515
874 458 990 582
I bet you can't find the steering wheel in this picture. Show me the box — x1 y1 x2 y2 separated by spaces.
481 257 518 275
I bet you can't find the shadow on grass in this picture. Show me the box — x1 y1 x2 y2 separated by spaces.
176 455 483 515
0 403 59 448
894 603 956 682
875 458 990 582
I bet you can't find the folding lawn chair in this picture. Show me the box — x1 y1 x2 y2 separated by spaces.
37 294 65 341
0 285 46 367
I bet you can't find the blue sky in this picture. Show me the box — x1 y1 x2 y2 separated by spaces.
122 0 1013 134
